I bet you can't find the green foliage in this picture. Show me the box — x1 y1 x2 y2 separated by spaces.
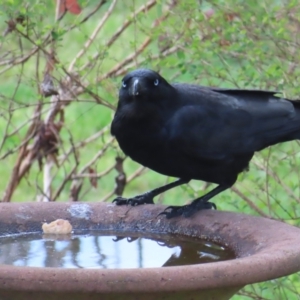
1 0 300 298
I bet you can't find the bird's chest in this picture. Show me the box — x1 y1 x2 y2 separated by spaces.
116 122 167 165
111 105 176 171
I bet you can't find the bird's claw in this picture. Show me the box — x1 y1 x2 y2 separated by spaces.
159 201 217 219
159 205 187 219
113 197 128 205
113 194 154 206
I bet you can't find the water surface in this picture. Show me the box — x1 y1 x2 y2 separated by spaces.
0 232 235 269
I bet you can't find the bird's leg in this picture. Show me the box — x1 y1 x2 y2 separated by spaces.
160 184 231 219
113 178 190 206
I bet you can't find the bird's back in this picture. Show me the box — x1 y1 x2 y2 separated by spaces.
171 83 300 152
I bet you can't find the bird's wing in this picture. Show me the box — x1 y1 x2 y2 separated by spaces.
211 87 279 97
167 86 299 161
172 83 280 99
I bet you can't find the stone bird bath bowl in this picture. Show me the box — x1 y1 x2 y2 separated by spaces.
0 202 300 300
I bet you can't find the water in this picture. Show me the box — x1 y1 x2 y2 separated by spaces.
0 232 235 269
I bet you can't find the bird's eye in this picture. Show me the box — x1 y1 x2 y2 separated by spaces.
122 81 127 88
154 79 159 86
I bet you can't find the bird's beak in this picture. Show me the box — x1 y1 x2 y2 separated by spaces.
130 78 141 97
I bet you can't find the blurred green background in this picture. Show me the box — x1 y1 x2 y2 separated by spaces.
1 0 300 298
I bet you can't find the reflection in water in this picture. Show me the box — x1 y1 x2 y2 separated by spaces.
0 232 235 269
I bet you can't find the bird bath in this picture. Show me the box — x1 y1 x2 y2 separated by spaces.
0 202 300 300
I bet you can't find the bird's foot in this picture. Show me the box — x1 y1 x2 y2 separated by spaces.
113 193 154 206
159 201 216 219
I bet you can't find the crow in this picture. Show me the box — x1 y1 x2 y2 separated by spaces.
111 68 300 218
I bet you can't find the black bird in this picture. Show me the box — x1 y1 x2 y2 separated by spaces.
111 68 300 218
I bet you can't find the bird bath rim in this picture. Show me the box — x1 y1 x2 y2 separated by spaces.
0 202 299 297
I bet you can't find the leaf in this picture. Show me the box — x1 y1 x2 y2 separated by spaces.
55 0 82 16
177 51 185 60
65 0 81 15
88 167 98 188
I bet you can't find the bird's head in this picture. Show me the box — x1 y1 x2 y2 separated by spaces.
118 69 174 105
111 69 175 134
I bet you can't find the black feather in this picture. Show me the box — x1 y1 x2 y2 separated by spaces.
111 69 300 218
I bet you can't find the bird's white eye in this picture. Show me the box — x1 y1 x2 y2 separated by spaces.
154 79 159 86
122 81 127 88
